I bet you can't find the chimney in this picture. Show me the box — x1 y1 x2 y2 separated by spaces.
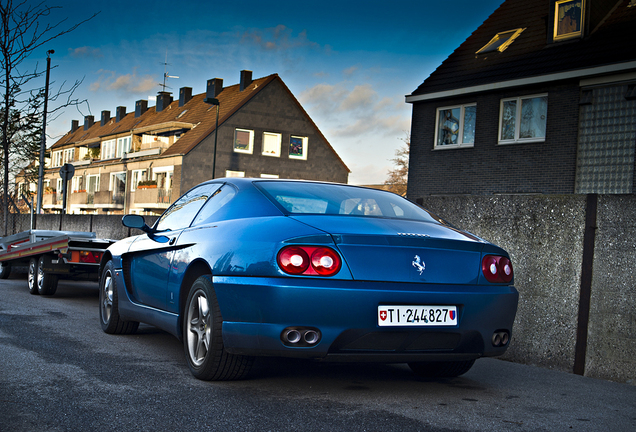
71 120 79 132
84 115 94 131
156 92 172 112
206 78 223 101
135 100 148 118
100 110 110 126
179 87 193 107
116 106 126 122
240 70 253 91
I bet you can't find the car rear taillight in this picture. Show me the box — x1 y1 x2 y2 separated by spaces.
278 246 342 277
70 251 103 264
482 255 513 283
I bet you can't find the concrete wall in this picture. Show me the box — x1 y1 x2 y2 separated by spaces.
4 194 635 383
416 194 635 384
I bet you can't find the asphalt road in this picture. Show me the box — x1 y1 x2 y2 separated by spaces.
1 276 635 432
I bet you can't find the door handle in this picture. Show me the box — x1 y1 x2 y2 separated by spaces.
169 237 176 245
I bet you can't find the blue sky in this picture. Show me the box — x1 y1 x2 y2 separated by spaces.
36 0 503 184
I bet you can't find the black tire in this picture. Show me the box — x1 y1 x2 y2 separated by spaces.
28 258 39 295
408 359 476 378
183 275 254 381
99 260 139 334
0 261 11 279
37 255 58 296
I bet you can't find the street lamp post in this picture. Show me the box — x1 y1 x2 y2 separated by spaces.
204 97 219 179
36 49 54 215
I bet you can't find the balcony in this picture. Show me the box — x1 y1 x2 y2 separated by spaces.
68 190 125 213
131 187 172 212
41 192 62 211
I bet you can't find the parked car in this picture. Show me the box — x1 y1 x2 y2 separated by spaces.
99 178 518 380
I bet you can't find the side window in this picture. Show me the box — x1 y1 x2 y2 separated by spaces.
191 185 237 226
155 183 222 231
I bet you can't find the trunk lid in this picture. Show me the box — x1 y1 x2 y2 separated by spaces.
290 216 485 284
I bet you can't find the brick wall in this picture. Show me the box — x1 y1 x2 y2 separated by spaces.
407 82 580 196
181 79 349 192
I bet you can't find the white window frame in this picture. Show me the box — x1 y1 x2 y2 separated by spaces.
87 174 100 193
109 171 126 191
289 136 308 160
152 166 174 190
260 173 279 179
434 104 477 149
101 139 116 160
131 169 148 191
262 132 282 157
52 150 62 167
553 0 584 41
71 176 85 193
63 148 75 164
498 94 548 145
225 170 245 178
233 129 254 154
116 136 132 158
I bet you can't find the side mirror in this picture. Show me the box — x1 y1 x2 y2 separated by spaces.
122 214 151 233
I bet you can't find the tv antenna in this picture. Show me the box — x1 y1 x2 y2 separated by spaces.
159 51 179 91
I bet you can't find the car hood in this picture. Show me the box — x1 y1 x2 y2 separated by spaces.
289 215 487 284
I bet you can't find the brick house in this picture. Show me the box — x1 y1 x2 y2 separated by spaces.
38 71 349 214
406 0 636 198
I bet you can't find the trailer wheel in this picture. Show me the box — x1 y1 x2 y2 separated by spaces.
0 261 11 279
37 255 58 296
28 258 39 295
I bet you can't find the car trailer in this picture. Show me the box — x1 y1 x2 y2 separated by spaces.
0 230 114 296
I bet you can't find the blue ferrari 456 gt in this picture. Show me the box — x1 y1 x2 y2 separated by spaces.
99 178 518 380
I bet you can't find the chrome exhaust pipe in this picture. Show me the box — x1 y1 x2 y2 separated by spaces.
303 330 319 344
284 329 302 344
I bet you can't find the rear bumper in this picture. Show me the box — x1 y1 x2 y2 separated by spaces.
213 276 519 362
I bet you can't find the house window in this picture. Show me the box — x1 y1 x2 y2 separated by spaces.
71 176 85 193
554 0 583 41
435 104 476 148
52 151 62 167
102 139 116 159
116 136 132 158
87 175 100 194
476 28 525 54
260 173 279 179
63 148 75 164
131 169 148 191
289 136 308 160
225 170 245 178
152 166 174 189
262 132 281 157
234 129 254 154
499 95 548 144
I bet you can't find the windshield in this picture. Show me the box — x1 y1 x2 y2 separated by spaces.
255 181 439 223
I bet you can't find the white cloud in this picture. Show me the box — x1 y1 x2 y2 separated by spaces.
240 25 322 52
68 46 102 58
91 69 157 95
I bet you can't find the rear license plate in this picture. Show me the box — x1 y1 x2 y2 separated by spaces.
378 305 458 326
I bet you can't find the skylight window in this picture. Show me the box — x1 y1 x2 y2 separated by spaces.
476 28 525 54
554 0 584 41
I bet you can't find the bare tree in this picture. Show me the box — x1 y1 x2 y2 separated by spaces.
384 133 410 196
0 0 96 234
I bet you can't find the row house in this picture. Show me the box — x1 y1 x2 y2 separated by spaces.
37 71 350 215
406 0 636 197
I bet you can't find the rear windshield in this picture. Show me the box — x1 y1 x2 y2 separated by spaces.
255 181 439 223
